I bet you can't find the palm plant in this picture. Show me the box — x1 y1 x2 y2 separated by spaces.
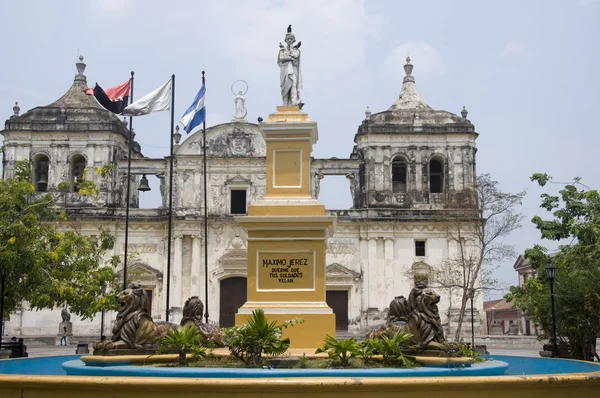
221 309 295 367
371 330 415 367
157 323 204 366
315 335 361 367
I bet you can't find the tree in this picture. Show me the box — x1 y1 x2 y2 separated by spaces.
431 174 524 340
506 174 600 360
0 160 119 322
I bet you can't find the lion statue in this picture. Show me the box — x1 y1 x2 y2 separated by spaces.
365 285 445 350
94 282 173 351
408 287 444 349
181 296 223 346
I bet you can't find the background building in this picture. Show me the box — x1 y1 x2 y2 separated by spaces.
1 55 482 339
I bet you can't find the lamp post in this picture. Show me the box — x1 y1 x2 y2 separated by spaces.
545 260 558 357
100 283 107 341
469 288 475 350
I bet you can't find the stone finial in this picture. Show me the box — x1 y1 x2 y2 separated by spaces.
75 55 87 83
461 106 468 119
365 106 371 121
403 56 414 83
173 125 182 144
12 101 20 116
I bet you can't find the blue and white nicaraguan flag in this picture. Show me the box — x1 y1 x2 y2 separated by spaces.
180 84 206 134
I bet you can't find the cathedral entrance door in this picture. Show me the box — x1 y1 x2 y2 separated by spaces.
326 290 349 331
219 277 247 327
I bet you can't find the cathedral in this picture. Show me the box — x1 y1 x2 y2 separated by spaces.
1 54 481 339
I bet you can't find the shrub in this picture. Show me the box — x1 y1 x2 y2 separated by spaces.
221 309 302 367
157 324 205 366
315 335 361 368
370 330 415 367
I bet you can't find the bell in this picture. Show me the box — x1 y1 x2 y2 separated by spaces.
138 174 151 192
37 174 48 185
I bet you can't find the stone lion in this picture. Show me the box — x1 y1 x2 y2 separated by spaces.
94 282 172 351
181 296 223 346
408 287 444 349
365 286 445 350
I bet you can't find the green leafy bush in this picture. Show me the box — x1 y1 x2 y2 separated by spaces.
221 309 302 367
315 335 361 367
370 330 415 367
158 323 205 366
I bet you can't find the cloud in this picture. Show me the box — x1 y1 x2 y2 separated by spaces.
500 42 527 58
213 0 387 85
90 0 130 14
382 41 446 85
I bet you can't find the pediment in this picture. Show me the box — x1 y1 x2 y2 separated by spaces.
326 263 361 279
219 250 248 267
175 123 266 157
116 262 163 283
225 174 252 186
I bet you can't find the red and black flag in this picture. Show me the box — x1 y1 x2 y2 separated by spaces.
85 80 130 114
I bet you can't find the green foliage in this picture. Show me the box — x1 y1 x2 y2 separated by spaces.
57 181 71 193
507 174 600 360
95 163 115 178
369 330 415 366
0 160 119 319
221 309 302 367
158 324 205 366
357 339 377 363
440 342 482 361
315 335 361 367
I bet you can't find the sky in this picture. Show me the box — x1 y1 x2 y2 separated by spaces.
1 0 599 299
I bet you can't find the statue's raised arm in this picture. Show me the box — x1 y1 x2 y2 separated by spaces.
278 25 303 106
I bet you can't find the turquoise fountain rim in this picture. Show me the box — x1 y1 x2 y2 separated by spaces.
62 358 509 377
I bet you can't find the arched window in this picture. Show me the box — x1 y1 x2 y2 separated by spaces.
70 154 86 192
429 157 444 193
392 155 407 193
32 154 50 192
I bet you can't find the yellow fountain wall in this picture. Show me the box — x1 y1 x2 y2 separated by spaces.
1 372 599 398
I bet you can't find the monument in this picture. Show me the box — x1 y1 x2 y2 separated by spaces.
234 26 336 348
57 307 73 346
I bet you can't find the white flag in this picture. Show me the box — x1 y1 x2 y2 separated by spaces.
122 79 171 116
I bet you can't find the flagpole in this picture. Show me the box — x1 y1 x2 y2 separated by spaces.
123 71 134 290
202 71 210 323
165 74 175 322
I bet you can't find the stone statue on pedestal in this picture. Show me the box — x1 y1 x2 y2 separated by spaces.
232 91 247 122
366 281 446 350
58 307 73 346
278 25 303 106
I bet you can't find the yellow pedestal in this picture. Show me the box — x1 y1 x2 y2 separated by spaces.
235 106 336 349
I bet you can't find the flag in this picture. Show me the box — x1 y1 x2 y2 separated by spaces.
85 80 130 114
122 79 172 116
180 83 206 134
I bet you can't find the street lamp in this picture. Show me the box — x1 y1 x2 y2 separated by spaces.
469 288 476 351
100 283 107 341
545 260 558 357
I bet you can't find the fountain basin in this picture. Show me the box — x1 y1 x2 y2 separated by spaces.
0 355 598 398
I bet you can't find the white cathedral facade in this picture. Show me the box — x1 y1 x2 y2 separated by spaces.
1 55 482 339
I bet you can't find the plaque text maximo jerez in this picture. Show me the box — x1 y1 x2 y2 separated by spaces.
257 251 315 290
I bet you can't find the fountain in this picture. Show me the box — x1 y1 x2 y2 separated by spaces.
0 26 599 398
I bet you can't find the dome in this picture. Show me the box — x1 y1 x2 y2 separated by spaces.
356 57 475 136
4 56 130 138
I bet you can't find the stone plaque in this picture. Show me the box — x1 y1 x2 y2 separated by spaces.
257 250 315 291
